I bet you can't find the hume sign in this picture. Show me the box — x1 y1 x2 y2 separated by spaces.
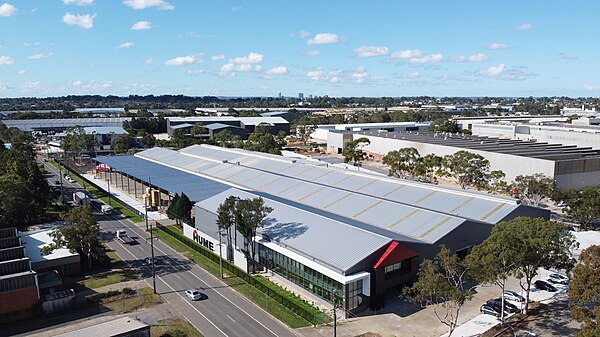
193 229 214 251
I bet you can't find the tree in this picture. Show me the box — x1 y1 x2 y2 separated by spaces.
492 217 576 314
235 197 272 273
468 230 520 322
342 137 371 167
382 147 422 179
568 245 600 337
296 123 317 145
275 130 287 149
44 205 105 270
178 192 194 225
441 151 490 189
190 122 206 138
111 133 135 154
403 246 474 337
216 196 240 262
140 132 156 148
512 173 555 207
557 186 600 230
428 118 461 133
419 154 443 182
214 130 243 148
244 131 281 155
171 129 186 149
61 126 97 163
487 170 508 194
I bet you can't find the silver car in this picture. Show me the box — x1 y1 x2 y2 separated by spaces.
503 290 525 303
185 288 204 301
547 273 569 284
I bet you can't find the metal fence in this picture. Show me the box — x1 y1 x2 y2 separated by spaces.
155 223 329 326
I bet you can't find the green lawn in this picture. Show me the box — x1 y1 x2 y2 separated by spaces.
151 319 204 337
79 269 138 289
49 160 144 223
101 287 161 313
153 229 330 328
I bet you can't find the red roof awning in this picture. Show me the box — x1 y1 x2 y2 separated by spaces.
373 241 418 269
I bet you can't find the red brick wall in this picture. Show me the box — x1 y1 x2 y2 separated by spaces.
0 287 39 314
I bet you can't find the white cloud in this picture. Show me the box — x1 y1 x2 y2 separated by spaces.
351 66 368 83
63 0 94 6
28 53 53 59
62 12 95 29
72 80 82 86
307 33 339 45
410 53 443 64
306 70 324 80
559 53 578 60
298 30 310 38
122 0 173 10
450 53 488 62
306 50 320 56
72 80 112 90
354 46 389 58
211 54 225 61
144 57 153 64
0 3 17 17
131 20 151 30
186 69 207 75
266 66 288 75
488 43 508 50
0 55 14 65
584 84 600 91
118 42 134 48
391 49 422 59
18 69 26 74
230 52 264 64
406 71 420 79
515 23 534 31
485 64 506 76
21 80 41 93
165 54 204 66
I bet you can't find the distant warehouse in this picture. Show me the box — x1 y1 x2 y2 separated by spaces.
328 130 600 190
166 116 290 139
95 144 547 316
2 118 131 132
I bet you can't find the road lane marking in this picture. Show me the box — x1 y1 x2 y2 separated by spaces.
111 238 229 337
227 315 236 323
105 214 286 337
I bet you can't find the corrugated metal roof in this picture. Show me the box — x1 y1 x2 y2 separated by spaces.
195 188 392 274
136 145 481 243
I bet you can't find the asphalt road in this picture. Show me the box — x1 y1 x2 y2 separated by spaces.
41 160 299 337
100 215 299 337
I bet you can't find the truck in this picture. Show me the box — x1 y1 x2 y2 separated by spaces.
73 191 90 205
116 230 134 244
101 204 113 215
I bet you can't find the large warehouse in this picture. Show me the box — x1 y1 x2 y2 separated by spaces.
96 144 548 315
166 116 290 138
328 131 600 190
1 118 131 132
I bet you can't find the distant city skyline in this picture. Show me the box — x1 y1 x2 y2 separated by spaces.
0 0 599 98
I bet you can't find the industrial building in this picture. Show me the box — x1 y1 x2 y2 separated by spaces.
2 118 131 132
471 121 600 150
166 116 290 138
95 144 547 315
453 115 568 131
310 122 431 144
327 130 600 190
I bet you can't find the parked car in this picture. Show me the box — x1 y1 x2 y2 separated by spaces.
54 180 61 185
480 304 501 317
503 290 525 303
534 280 557 292
185 288 204 301
145 256 156 265
547 273 569 284
487 298 521 313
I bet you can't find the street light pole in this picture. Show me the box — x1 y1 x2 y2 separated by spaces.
218 229 224 279
148 176 156 294
331 290 337 337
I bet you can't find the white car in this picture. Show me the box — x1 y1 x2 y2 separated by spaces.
144 256 156 265
185 288 204 301
547 273 569 284
503 290 525 303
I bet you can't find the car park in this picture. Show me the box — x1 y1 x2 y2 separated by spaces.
487 298 521 313
534 280 557 292
547 273 569 284
480 304 501 317
503 290 525 303
185 288 204 301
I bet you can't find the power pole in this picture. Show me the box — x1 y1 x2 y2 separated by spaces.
149 177 156 295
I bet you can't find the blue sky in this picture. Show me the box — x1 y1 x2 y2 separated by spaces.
0 0 599 98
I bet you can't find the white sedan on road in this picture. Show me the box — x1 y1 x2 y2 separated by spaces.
185 288 205 301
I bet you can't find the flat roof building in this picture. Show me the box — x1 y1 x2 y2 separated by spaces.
329 130 600 190
166 116 290 138
95 144 547 315
55 316 149 337
310 122 431 143
2 118 131 132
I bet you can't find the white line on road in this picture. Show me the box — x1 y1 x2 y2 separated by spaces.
111 237 230 337
227 315 236 323
109 215 285 337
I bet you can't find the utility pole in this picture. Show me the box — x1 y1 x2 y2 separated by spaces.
58 156 64 204
331 290 337 337
107 171 112 206
149 176 156 295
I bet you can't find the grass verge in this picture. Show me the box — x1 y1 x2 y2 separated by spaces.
79 269 138 289
151 318 204 337
49 160 144 223
153 228 330 328
101 287 161 313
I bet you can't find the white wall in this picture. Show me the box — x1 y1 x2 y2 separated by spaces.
183 223 248 272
